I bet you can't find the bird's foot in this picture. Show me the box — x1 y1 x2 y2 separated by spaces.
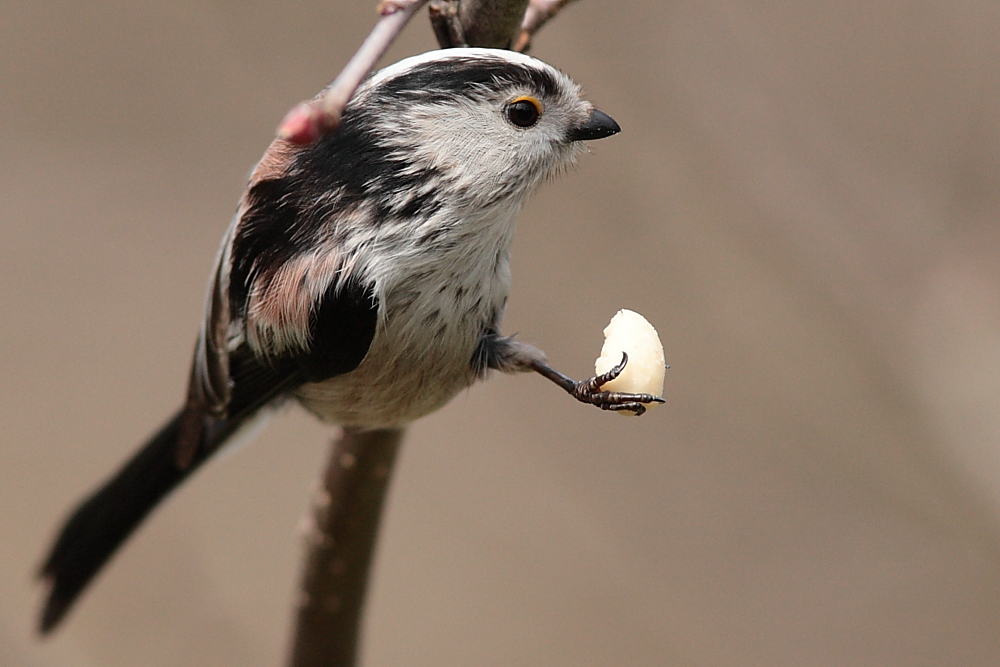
567 353 665 416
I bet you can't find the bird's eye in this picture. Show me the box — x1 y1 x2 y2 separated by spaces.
505 96 543 128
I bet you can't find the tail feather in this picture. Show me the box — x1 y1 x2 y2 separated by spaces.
38 409 215 634
39 344 302 634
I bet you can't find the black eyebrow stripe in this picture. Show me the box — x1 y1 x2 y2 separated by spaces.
373 56 561 104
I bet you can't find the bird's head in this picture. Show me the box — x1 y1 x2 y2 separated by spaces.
304 48 621 212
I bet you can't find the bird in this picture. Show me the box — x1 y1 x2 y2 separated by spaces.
37 47 662 633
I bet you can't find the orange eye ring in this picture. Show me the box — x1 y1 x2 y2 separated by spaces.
511 95 543 114
505 96 543 128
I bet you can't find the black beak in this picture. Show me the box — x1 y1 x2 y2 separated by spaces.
567 108 621 141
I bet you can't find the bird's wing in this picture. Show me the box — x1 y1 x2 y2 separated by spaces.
176 139 380 467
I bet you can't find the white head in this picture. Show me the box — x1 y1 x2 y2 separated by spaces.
338 48 621 209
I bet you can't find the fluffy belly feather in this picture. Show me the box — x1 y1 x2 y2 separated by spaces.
295 270 505 428
294 328 479 428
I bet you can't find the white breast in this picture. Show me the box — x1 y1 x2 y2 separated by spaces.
294 203 520 429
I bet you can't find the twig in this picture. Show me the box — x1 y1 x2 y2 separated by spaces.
428 0 467 48
513 0 578 52
277 0 429 145
455 0 531 49
287 428 403 667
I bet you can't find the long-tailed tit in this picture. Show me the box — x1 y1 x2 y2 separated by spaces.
38 47 662 633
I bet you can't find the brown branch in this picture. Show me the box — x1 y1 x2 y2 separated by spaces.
287 428 403 667
430 0 532 50
457 0 531 49
428 0 466 48
513 0 578 52
276 0 429 145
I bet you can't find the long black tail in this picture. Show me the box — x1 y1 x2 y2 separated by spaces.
38 408 217 633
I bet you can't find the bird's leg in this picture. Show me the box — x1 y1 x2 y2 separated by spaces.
485 336 664 415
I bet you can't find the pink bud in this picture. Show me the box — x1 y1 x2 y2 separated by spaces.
277 102 333 145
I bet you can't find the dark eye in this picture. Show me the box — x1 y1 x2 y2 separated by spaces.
505 96 542 128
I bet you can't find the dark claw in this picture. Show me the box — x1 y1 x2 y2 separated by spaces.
529 354 664 417
568 352 665 416
607 402 646 416
582 351 629 393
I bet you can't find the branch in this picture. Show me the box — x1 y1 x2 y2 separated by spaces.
277 0 429 145
427 0 466 48
429 0 530 49
287 428 403 667
457 0 531 48
513 0 578 52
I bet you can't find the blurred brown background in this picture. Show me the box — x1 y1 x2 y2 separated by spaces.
3 1 1000 665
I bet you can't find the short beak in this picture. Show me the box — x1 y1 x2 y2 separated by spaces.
567 108 621 141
